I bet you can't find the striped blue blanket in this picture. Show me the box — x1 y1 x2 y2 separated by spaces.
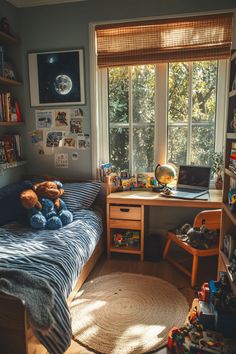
0 209 103 354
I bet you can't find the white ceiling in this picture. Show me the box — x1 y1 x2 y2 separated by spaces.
7 0 86 7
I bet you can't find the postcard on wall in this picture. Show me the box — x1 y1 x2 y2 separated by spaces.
36 110 53 129
54 110 70 130
55 153 68 168
70 107 84 118
61 136 77 148
70 117 83 134
30 130 43 144
78 134 90 150
45 131 64 148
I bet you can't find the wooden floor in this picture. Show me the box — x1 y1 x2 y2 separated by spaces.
64 253 218 354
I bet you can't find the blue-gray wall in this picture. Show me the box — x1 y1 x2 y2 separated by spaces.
15 0 236 181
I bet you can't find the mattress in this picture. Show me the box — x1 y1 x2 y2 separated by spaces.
0 209 103 354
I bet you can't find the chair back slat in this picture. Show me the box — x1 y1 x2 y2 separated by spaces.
193 209 221 230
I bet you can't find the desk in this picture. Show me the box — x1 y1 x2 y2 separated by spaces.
106 190 222 261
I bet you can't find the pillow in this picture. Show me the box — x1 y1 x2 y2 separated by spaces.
62 181 102 211
0 181 28 226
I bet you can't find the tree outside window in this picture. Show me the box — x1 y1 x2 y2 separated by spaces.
108 61 219 174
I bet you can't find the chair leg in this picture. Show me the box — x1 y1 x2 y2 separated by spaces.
163 239 171 259
191 255 199 288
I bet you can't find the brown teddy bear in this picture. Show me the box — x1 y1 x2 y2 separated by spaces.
20 180 64 210
20 189 42 210
33 181 64 209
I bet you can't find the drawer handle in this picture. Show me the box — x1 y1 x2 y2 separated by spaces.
120 208 130 212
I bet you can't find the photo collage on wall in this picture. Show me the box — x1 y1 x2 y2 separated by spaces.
30 108 90 168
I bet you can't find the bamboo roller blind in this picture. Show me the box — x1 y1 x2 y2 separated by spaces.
95 13 233 67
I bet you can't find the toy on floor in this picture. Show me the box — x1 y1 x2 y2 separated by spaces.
168 307 225 353
168 274 236 353
20 180 73 230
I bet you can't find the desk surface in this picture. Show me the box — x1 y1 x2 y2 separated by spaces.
107 189 222 208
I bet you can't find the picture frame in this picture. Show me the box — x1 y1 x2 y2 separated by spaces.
28 49 85 106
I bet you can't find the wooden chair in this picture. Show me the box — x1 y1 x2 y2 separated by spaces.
162 209 221 287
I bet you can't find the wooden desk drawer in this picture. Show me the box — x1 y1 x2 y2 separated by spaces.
110 206 141 220
109 219 141 230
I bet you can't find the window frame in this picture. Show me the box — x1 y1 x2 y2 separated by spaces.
89 20 230 179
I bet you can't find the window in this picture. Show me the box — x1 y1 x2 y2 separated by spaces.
108 65 155 173
105 60 226 174
91 13 232 177
168 61 218 167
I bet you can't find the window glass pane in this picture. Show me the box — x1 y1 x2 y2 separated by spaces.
109 127 129 171
133 126 154 173
168 126 187 165
168 63 189 123
132 65 155 123
191 125 215 166
192 61 217 123
108 67 129 123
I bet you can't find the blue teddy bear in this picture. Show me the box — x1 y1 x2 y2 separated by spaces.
21 180 73 230
29 198 73 230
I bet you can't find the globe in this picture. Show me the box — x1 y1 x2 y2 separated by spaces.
155 164 176 186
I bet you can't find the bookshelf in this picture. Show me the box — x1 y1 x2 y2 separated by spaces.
0 160 27 171
0 75 21 86
0 121 24 126
218 49 236 295
0 29 24 168
0 30 18 45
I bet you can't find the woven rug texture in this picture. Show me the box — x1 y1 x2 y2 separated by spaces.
71 272 188 354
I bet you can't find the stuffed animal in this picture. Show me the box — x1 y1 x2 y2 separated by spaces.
20 180 73 230
20 188 42 210
33 180 64 209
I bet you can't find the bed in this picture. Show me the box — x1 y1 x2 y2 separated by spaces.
0 178 106 354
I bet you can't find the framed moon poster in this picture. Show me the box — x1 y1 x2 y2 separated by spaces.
28 49 85 106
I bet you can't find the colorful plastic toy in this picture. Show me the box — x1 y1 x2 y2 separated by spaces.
198 282 210 302
228 188 236 212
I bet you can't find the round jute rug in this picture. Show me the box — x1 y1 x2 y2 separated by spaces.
71 272 188 354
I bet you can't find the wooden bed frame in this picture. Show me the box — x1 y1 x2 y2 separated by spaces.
0 179 107 354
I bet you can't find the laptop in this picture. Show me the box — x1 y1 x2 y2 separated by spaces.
169 165 211 199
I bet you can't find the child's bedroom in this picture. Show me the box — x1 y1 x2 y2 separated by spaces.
0 0 236 353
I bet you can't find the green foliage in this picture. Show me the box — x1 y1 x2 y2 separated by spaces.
209 151 224 177
108 61 219 173
109 67 129 123
132 65 155 123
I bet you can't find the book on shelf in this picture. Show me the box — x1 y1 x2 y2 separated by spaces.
229 142 236 175
0 46 4 77
0 92 3 121
2 134 23 163
0 140 7 164
4 92 10 121
0 92 22 122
